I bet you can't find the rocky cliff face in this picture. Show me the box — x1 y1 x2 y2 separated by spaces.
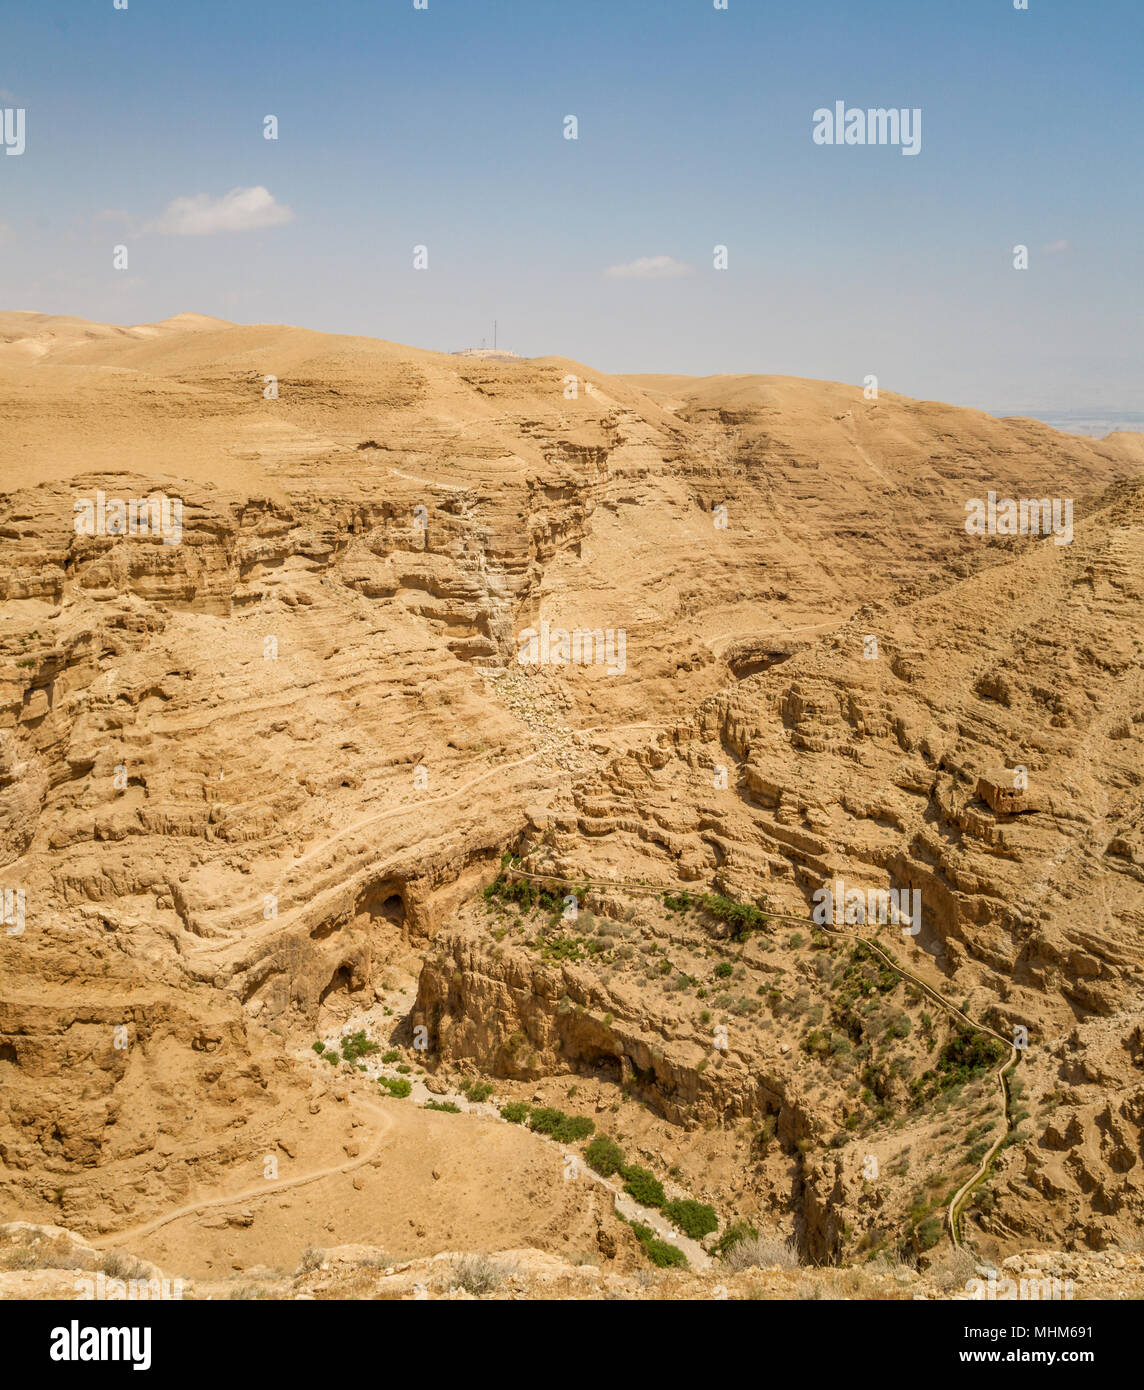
1 313 1141 1265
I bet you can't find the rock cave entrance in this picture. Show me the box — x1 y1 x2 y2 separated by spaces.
356 880 407 929
318 963 356 1007
582 1052 623 1086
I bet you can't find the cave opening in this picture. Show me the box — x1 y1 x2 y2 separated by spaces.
586 1053 623 1085
355 880 407 929
319 963 355 1006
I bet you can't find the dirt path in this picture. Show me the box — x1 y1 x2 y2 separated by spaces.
92 1100 397 1252
945 1047 1019 1247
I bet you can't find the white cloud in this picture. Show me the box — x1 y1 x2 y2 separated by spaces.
145 186 294 236
603 255 691 280
1042 239 1072 255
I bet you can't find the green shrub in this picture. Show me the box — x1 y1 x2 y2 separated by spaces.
340 1030 379 1063
381 1049 401 1064
628 1221 688 1268
311 1041 324 1054
585 1135 625 1177
714 961 733 979
938 1028 1006 1077
916 1215 944 1251
528 1107 595 1143
425 1099 461 1113
378 1076 411 1098
461 1079 494 1103
621 1164 666 1208
499 1101 530 1124
663 1199 718 1240
699 893 769 940
713 1220 758 1257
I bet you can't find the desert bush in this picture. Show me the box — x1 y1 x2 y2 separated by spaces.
0 1234 88 1272
585 1135 625 1177
620 1164 666 1208
451 1253 513 1295
1 1246 39 1270
425 1099 461 1113
340 1030 379 1063
461 1079 494 1103
927 1246 977 1292
884 1012 912 1041
663 1199 718 1240
700 893 769 939
499 1101 530 1124
628 1222 688 1268
721 1230 800 1271
528 1107 594 1143
916 1215 944 1251
378 1076 411 1098
713 1219 757 1257
101 1251 150 1280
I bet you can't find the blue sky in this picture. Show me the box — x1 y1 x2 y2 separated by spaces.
1 0 1141 412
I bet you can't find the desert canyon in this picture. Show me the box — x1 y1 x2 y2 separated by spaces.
2 309 1143 1300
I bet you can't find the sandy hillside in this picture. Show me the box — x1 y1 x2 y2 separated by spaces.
1 312 1142 1295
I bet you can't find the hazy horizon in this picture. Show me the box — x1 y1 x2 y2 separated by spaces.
1 0 1141 416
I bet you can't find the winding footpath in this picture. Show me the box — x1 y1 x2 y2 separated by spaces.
92 1099 397 1252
